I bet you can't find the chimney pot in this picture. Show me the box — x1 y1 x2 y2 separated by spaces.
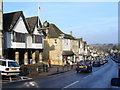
70 31 72 36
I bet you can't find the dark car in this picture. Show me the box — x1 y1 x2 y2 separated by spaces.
99 60 105 65
76 61 92 73
92 60 100 67
103 60 108 64
112 58 120 63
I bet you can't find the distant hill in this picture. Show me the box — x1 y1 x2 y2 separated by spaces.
89 44 119 53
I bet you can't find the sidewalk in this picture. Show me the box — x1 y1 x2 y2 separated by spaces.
25 65 75 79
1 65 76 84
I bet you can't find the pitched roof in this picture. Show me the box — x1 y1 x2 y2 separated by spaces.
62 51 74 56
26 16 42 33
3 11 29 32
76 38 83 41
48 24 75 40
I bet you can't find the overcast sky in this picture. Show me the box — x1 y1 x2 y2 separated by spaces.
3 2 118 44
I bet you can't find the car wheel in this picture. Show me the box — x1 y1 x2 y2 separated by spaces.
88 69 92 73
90 68 92 72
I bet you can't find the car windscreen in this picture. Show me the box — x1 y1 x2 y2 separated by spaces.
78 62 86 66
0 60 6 66
93 60 99 62
8 61 19 67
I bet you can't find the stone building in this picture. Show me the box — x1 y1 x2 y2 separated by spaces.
75 38 91 61
42 21 75 65
3 11 45 65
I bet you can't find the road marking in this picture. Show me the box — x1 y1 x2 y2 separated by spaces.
83 74 91 79
10 78 32 83
63 81 79 88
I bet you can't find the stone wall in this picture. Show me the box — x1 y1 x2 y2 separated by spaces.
43 38 63 65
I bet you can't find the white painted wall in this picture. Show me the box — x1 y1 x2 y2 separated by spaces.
26 35 32 48
13 16 28 33
6 16 28 49
32 43 43 49
33 25 39 35
62 39 71 51
5 16 44 49
31 25 44 49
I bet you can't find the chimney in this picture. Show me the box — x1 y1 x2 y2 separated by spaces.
70 31 72 36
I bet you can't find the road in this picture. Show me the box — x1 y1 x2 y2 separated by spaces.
2 59 118 88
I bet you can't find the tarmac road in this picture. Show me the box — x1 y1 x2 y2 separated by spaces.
2 59 118 88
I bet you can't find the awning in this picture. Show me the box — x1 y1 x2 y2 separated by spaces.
62 51 74 56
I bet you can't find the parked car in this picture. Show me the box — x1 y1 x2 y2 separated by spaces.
103 60 108 63
0 58 20 76
92 60 100 67
76 61 92 73
99 60 105 65
85 60 92 65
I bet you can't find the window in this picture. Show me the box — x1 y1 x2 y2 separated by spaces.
54 39 57 45
8 61 19 67
13 31 25 43
0 61 6 66
32 35 42 43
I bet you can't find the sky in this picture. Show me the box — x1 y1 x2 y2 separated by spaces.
3 1 118 45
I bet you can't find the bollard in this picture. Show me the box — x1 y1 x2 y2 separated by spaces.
63 66 64 71
45 64 49 72
57 67 59 72
43 64 45 72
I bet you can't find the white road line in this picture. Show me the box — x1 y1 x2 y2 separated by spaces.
63 81 79 88
83 74 91 79
10 78 32 83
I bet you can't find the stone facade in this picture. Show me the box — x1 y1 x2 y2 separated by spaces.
42 23 76 65
43 38 63 65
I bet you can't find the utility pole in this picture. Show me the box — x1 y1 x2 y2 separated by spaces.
38 2 40 28
0 0 3 58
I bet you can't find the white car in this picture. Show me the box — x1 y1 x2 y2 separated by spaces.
0 59 20 76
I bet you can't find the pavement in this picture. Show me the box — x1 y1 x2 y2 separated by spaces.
27 65 75 79
1 65 75 84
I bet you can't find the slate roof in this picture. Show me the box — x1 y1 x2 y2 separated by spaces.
76 38 83 41
26 16 42 33
48 24 75 40
3 11 29 32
